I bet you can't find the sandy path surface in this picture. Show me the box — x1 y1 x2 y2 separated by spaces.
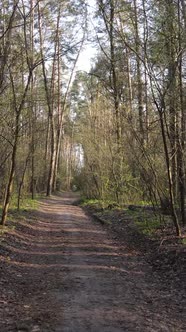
0 193 185 331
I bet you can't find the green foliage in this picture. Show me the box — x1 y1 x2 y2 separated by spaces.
181 238 186 245
9 194 39 211
0 0 185 236
81 198 104 208
0 225 9 236
0 195 40 226
81 197 120 210
128 208 170 236
135 217 162 236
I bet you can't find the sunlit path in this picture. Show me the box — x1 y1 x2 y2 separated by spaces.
0 193 185 332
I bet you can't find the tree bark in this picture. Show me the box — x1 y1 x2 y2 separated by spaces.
38 2 56 196
133 0 144 145
1 70 32 225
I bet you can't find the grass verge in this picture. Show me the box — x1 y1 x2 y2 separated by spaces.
0 194 43 232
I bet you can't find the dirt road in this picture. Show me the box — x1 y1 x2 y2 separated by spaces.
0 193 185 331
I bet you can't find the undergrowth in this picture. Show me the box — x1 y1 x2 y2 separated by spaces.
80 197 123 210
0 194 42 228
135 217 162 236
127 208 172 237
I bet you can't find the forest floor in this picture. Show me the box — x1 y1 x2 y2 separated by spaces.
0 192 186 332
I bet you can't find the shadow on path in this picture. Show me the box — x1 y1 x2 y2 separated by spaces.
0 193 185 332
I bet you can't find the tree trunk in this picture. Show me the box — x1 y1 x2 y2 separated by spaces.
1 117 19 225
1 64 33 225
177 0 185 225
38 2 56 196
133 0 144 145
157 101 181 237
17 155 30 210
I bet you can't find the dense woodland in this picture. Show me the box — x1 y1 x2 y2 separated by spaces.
0 0 186 236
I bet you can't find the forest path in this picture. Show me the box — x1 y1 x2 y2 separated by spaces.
0 193 185 331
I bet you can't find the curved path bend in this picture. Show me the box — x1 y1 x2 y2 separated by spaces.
0 193 185 331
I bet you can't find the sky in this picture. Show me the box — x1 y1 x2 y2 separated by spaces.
76 45 97 72
76 0 97 72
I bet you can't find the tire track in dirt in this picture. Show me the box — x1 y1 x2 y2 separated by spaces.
0 193 185 331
